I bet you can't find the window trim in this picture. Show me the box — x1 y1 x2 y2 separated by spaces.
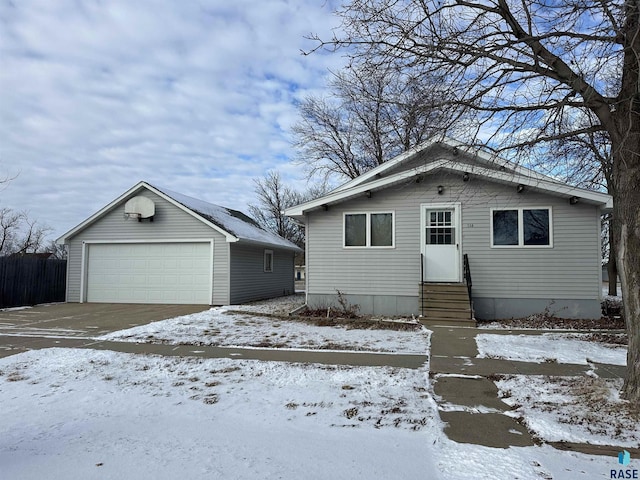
490 207 553 248
343 211 396 249
263 249 274 272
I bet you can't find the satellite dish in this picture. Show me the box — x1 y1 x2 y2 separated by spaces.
124 196 155 221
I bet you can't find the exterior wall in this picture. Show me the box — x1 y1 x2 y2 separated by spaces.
65 189 230 304
306 171 603 319
229 243 295 304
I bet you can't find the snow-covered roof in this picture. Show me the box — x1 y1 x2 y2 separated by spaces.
57 182 301 251
151 184 300 250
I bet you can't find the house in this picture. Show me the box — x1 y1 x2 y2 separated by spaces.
57 181 300 305
295 264 306 281
285 138 613 322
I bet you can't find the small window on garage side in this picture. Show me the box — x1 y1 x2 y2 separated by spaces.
264 249 273 272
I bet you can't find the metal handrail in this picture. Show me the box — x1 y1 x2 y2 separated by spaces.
463 253 473 312
420 253 424 313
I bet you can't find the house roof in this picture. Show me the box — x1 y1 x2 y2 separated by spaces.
285 139 613 219
57 181 301 251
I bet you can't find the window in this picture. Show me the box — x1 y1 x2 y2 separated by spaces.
264 249 273 272
344 212 394 248
491 208 552 247
425 209 455 245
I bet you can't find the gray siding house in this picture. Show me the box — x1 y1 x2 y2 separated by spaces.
58 182 300 305
285 139 612 321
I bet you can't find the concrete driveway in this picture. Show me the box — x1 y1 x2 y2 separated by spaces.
0 303 209 358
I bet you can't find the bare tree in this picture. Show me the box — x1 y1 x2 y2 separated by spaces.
0 208 52 256
44 240 68 260
310 0 640 404
293 63 453 182
249 172 327 249
535 134 620 296
0 208 23 254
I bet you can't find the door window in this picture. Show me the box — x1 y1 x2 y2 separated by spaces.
426 210 455 245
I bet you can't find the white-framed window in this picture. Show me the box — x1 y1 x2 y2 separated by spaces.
490 207 553 248
343 211 395 248
264 249 274 272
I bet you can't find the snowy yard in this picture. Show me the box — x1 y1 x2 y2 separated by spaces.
0 296 638 479
97 303 427 354
476 333 627 366
496 375 640 447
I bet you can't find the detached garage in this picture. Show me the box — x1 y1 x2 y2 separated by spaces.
57 182 300 305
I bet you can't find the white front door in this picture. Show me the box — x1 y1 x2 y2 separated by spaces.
421 204 461 282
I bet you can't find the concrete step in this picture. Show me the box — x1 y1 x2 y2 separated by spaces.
421 282 468 293
419 317 477 327
422 298 472 309
422 292 469 303
422 307 472 320
420 282 474 325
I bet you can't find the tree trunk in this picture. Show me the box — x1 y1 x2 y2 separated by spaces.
608 222 619 296
613 147 640 403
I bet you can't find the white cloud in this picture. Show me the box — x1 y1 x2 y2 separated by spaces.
0 0 345 238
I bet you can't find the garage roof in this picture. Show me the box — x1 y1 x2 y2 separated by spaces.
57 181 301 251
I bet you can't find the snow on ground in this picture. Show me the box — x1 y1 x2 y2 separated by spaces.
496 375 640 447
602 284 622 298
97 307 428 354
229 294 306 315
2 294 636 478
0 348 625 480
476 333 627 365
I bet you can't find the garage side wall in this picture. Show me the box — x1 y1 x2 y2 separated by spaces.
66 190 230 304
229 244 295 304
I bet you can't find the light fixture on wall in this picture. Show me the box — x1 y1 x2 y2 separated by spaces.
437 185 444 195
462 172 470 182
517 184 525 193
569 196 579 205
365 190 372 198
322 204 329 211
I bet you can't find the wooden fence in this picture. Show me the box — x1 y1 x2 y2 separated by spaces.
0 257 67 308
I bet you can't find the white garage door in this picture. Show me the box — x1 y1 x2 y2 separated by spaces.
86 243 211 304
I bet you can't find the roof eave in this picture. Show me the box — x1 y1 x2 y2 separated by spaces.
284 160 613 218
237 238 303 252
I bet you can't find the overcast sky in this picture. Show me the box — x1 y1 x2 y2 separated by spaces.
0 0 345 241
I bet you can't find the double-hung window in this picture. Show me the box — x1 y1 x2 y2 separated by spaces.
491 207 552 247
344 212 394 248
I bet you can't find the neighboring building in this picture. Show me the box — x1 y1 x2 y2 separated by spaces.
58 181 300 305
295 265 306 281
285 138 612 321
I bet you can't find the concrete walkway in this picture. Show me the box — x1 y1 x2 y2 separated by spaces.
428 325 636 456
0 334 427 368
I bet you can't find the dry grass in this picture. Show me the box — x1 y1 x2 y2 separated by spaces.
479 315 626 331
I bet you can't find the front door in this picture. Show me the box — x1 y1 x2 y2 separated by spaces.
421 204 461 282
